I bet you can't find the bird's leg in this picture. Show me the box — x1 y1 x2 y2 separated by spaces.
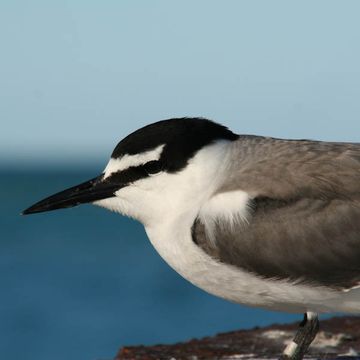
279 312 319 360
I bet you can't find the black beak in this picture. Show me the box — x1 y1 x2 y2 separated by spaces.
22 174 120 215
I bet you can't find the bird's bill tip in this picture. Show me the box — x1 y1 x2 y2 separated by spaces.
22 174 119 216
22 207 41 216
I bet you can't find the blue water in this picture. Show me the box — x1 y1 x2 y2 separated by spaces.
1 167 303 360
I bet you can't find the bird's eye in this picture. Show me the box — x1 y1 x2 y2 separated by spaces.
143 160 162 175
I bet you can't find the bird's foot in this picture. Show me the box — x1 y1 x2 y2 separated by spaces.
279 312 319 360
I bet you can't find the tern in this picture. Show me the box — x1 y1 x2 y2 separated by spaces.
23 118 360 359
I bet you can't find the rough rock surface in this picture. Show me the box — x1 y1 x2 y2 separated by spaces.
116 316 360 360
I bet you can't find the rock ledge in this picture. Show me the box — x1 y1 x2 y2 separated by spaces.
116 316 360 360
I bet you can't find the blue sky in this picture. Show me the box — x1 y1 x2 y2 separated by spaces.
1 1 360 165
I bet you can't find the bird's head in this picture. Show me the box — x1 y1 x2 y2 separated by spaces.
23 118 238 226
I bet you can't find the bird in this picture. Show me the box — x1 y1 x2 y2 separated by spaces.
23 117 360 359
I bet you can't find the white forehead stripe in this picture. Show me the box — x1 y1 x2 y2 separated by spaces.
104 144 165 178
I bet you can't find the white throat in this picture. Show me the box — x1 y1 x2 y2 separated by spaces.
141 140 233 276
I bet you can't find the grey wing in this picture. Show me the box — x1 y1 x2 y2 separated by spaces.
193 137 360 289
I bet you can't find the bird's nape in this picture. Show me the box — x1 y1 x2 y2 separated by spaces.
22 174 120 215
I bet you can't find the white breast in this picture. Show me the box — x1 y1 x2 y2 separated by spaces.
145 217 360 314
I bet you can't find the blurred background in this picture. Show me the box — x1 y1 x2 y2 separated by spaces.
1 1 360 359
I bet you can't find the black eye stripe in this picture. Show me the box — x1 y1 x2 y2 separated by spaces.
105 161 163 186
105 166 146 185
143 160 162 174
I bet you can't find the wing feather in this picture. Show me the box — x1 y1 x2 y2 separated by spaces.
194 137 360 289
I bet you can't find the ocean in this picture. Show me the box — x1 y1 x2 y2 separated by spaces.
1 167 304 360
